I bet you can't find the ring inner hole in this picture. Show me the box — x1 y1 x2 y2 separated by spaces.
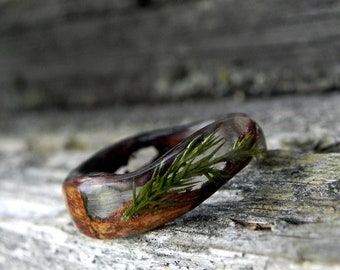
116 146 159 174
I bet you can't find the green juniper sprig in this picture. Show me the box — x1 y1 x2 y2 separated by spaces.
121 131 261 221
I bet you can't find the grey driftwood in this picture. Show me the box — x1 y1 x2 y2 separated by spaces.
0 94 339 269
0 0 339 110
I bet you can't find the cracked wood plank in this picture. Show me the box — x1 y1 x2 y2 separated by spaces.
0 144 339 269
0 95 339 269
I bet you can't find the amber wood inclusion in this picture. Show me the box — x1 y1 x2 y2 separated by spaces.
63 113 266 239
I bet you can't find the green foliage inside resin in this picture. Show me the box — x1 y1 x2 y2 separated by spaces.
121 132 263 221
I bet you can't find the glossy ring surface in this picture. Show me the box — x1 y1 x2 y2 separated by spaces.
63 113 266 239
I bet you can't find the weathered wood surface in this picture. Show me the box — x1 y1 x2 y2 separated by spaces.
0 93 340 269
0 0 340 110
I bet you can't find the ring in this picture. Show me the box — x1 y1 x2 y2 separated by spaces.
63 113 266 239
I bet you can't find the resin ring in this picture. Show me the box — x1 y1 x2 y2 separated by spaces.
63 113 266 239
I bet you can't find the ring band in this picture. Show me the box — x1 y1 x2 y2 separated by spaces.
63 113 266 239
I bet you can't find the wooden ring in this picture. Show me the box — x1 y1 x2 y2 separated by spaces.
63 113 266 239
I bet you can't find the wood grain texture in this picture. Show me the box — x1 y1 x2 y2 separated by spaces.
0 94 339 269
0 0 339 110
